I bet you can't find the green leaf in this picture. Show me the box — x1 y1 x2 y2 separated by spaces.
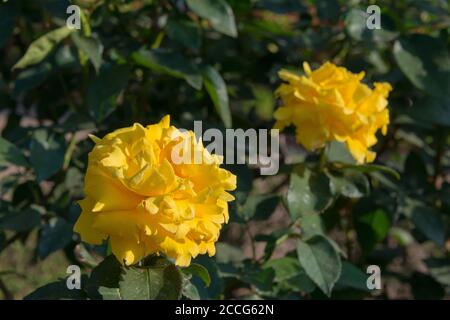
12 181 43 208
336 262 369 291
325 141 356 165
263 257 301 282
214 242 245 264
87 64 130 122
329 169 370 199
13 26 73 70
355 207 390 253
0 208 41 232
316 0 340 22
335 163 400 180
425 258 450 286
74 244 99 268
410 96 450 127
410 206 445 246
182 263 211 287
241 263 275 294
403 151 428 190
30 129 66 182
393 35 450 98
299 213 325 239
390 227 414 246
255 228 292 262
287 166 333 220
87 255 123 299
263 257 316 293
202 65 232 128
410 272 445 299
345 9 398 42
191 256 223 299
65 167 84 197
182 281 201 300
166 19 201 50
237 194 279 221
37 217 73 259
71 32 103 73
25 278 87 300
186 0 237 37
119 259 183 300
132 49 202 90
296 235 342 296
0 136 29 168
97 287 121 300
13 62 53 96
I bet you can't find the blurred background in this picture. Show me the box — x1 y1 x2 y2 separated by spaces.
0 0 449 299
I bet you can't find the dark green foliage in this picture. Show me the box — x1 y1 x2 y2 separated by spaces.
0 0 448 300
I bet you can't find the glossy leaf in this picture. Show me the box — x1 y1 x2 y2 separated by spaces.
329 169 370 199
186 0 237 37
263 257 316 293
87 64 130 122
132 49 202 90
0 208 41 232
345 9 398 42
296 235 342 296
182 263 211 287
410 206 445 246
202 65 232 128
13 26 72 70
0 137 29 168
30 129 66 182
71 33 103 73
393 35 450 98
288 166 333 220
37 217 73 259
119 261 183 300
237 194 279 221
355 207 390 253
336 262 369 291
25 278 87 300
325 141 356 165
166 19 201 50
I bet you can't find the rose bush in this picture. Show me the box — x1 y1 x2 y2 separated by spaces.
0 0 448 300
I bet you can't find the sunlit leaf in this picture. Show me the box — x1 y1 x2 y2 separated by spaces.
132 49 202 89
186 0 237 37
13 26 73 70
202 65 232 128
296 235 342 296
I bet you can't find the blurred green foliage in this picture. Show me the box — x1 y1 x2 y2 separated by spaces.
0 0 449 300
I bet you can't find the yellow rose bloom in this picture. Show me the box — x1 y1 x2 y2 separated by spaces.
274 61 391 164
74 115 236 266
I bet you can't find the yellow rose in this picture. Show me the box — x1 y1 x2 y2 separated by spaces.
274 61 391 164
74 116 236 266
